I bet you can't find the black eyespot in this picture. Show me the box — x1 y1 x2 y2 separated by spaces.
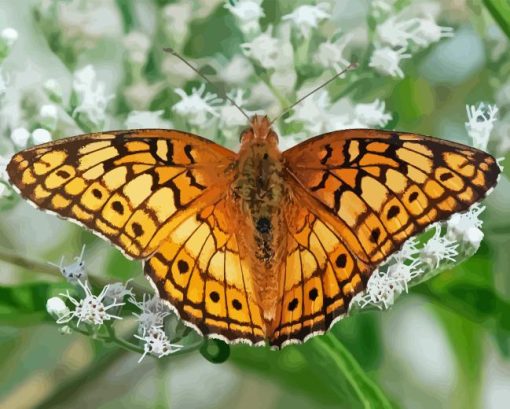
440 172 454 181
92 188 102 199
256 217 271 234
209 291 220 302
112 201 124 214
336 254 347 268
232 299 242 310
288 298 299 311
409 191 419 202
387 205 400 219
56 169 71 179
370 228 381 243
309 288 318 300
177 260 189 274
132 222 143 236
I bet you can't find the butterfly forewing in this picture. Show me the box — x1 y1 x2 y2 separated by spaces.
284 129 500 265
7 129 236 259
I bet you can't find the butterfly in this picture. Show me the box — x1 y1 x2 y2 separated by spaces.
7 113 500 348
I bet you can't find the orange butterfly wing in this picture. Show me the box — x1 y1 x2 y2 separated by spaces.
144 196 267 344
7 129 236 259
269 129 500 347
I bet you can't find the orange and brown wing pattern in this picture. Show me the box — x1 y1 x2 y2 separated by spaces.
7 129 236 259
284 129 500 266
145 197 266 345
270 190 372 348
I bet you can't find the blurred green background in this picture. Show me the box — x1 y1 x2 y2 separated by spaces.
0 0 510 408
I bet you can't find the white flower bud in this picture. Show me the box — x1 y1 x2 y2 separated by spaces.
39 104 59 130
43 79 63 103
46 297 70 319
10 127 30 148
32 128 52 145
1 28 18 47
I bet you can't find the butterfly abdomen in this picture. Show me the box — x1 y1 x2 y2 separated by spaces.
232 139 288 322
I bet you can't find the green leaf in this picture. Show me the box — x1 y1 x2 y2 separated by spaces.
306 335 395 409
0 283 69 326
483 0 510 40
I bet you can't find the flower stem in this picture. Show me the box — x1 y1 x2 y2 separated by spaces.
0 244 146 295
155 359 171 409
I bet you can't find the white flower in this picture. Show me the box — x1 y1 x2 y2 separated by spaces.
0 155 9 181
125 110 173 129
43 79 63 103
39 104 59 130
371 0 395 15
123 31 151 65
376 17 417 48
1 27 18 48
10 127 30 148
241 26 279 69
46 297 70 320
282 3 330 38
357 269 401 310
0 69 7 96
354 99 392 128
131 294 171 333
369 47 411 78
58 280 124 326
421 224 459 269
391 237 420 263
0 183 8 199
50 245 87 283
285 89 332 134
104 281 134 304
216 55 254 85
32 128 52 145
225 0 264 34
73 65 113 126
163 2 193 43
387 261 422 292
447 204 485 248
314 35 352 72
134 326 182 362
172 83 221 127
377 16 453 49
218 89 252 129
411 18 454 48
465 103 498 150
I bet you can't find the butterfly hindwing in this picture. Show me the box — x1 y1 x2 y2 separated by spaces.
7 129 236 259
270 194 372 347
144 197 266 345
284 129 500 266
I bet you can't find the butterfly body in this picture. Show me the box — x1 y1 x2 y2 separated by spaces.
7 114 500 348
231 116 289 322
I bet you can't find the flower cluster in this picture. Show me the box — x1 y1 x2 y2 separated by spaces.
369 4 453 78
44 246 182 362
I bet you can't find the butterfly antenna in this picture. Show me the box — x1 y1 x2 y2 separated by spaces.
270 62 358 126
163 47 251 121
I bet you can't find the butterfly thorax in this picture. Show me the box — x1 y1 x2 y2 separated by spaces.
230 116 288 321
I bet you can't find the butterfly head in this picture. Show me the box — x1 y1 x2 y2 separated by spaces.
239 115 279 147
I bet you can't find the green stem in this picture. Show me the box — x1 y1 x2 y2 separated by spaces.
155 359 171 409
312 336 394 409
105 324 145 354
0 245 146 295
